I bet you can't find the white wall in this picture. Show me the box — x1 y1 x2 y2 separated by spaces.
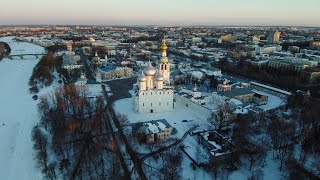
174 94 212 118
134 89 174 113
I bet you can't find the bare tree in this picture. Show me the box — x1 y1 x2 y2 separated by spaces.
211 104 234 132
32 126 48 172
268 116 296 170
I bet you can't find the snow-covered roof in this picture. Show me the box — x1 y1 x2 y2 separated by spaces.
229 98 243 106
133 119 172 135
250 81 292 96
234 107 248 114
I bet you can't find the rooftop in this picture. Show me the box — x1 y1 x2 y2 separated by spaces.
132 119 172 135
217 88 254 98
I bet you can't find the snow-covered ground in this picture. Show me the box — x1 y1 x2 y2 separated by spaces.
0 37 44 180
114 98 212 138
229 153 283 180
114 98 216 179
114 96 286 180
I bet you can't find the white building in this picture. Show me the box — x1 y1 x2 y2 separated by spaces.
74 73 102 98
133 39 174 114
62 53 83 71
132 119 173 144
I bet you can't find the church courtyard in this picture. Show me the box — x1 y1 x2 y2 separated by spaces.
114 98 213 138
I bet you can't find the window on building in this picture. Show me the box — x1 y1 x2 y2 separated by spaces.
151 103 152 106
151 92 152 95
159 102 161 106
167 102 169 106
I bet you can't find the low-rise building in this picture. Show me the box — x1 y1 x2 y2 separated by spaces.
132 119 173 144
220 35 236 42
217 80 232 92
62 53 83 71
310 38 320 50
249 81 292 99
268 58 318 71
99 66 133 80
217 88 255 103
252 92 268 105
197 130 235 158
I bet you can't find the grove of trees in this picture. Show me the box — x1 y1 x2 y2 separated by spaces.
32 84 125 179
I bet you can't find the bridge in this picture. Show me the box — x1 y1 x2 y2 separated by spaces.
7 53 46 60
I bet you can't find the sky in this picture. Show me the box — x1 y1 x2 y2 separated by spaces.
1 0 320 26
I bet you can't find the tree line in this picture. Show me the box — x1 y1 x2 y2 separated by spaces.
218 59 319 91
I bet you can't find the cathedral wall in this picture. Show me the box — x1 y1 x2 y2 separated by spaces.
136 89 174 113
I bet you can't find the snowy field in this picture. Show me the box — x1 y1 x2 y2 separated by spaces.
0 37 44 180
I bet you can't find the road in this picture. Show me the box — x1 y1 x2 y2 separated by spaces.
103 106 132 179
102 85 147 180
103 77 137 101
75 49 96 81
79 46 143 179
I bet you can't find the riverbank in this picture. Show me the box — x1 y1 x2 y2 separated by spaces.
0 41 11 61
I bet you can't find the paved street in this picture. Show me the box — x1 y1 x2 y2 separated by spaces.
104 77 137 101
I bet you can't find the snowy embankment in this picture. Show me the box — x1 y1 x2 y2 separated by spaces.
0 37 44 180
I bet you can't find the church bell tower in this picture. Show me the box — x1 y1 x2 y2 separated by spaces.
159 38 170 84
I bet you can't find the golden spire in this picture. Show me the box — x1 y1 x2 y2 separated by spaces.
160 37 169 63
160 38 167 52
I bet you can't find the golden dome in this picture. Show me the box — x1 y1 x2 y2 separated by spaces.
160 39 167 51
143 62 156 76
138 72 147 82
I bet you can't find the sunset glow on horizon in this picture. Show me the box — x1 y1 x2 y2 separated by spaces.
1 0 320 26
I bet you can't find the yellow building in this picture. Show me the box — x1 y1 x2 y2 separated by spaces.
99 67 133 80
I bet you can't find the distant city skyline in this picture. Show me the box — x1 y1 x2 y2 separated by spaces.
1 0 320 26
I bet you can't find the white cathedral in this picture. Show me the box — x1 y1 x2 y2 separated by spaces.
133 39 174 113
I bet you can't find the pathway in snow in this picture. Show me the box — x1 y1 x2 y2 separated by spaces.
0 36 43 180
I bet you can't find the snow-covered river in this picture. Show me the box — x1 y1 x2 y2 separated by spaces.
0 36 44 180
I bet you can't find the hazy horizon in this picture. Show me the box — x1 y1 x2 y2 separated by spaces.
1 0 320 27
